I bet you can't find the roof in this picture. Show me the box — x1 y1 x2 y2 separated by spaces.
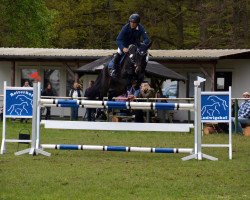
145 61 187 80
0 47 115 61
149 49 250 60
0 47 249 61
74 56 187 81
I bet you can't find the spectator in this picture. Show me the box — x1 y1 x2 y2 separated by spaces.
127 80 140 100
20 80 31 123
23 80 31 87
140 82 156 123
84 80 96 121
69 82 82 120
232 91 250 133
139 82 155 99
130 82 155 122
42 83 55 120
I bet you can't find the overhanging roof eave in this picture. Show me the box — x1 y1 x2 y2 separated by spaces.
150 57 219 62
0 55 102 61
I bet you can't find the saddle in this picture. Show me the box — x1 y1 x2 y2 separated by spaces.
108 54 126 70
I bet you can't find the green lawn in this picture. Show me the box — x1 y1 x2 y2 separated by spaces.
1 120 250 200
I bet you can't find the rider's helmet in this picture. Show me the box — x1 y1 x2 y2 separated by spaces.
129 13 140 24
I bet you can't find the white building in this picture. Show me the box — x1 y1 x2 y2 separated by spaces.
0 47 249 121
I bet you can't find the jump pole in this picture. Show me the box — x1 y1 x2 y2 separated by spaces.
41 144 193 154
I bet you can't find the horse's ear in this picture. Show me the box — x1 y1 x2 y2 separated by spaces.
147 41 153 49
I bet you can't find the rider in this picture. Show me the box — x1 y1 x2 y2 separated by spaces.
110 13 150 78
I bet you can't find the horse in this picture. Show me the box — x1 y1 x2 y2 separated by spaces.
88 42 152 100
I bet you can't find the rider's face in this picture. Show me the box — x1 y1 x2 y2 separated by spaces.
130 21 138 29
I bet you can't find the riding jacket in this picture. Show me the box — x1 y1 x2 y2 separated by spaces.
116 23 150 51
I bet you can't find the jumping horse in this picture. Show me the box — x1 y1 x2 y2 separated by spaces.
88 42 152 100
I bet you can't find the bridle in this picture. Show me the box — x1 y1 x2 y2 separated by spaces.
128 45 149 74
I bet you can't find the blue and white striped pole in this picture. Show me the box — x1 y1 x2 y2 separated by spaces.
41 144 193 154
40 99 194 111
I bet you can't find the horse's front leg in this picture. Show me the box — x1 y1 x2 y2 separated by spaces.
107 88 116 101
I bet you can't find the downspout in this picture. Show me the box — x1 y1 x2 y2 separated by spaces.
64 62 78 82
212 62 217 91
11 61 15 86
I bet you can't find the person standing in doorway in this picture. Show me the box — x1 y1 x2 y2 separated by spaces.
42 83 55 120
84 80 96 121
69 82 82 120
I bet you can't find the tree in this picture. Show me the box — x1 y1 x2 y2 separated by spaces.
0 0 53 47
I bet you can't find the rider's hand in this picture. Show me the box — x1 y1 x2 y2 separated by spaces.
123 48 129 53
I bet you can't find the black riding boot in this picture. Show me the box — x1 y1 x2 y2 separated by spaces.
110 53 122 78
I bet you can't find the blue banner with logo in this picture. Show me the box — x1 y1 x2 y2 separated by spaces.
5 89 33 118
201 94 230 122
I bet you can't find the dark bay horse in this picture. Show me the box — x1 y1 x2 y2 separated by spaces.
88 43 152 100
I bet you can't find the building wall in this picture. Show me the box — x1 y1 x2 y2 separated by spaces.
0 62 12 107
217 59 250 98
1 58 249 121
164 59 250 121
0 61 12 95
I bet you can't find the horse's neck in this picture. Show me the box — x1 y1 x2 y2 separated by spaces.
121 56 133 73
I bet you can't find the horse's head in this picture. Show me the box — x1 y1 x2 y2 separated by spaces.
128 42 152 75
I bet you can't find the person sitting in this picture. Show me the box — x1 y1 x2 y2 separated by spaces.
127 80 140 100
139 82 155 99
110 13 150 79
232 91 250 133
132 82 155 123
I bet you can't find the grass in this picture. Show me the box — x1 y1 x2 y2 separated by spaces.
0 120 250 200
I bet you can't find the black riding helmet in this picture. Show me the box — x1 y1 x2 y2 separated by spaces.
129 13 140 23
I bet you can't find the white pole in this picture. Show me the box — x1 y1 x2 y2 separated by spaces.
36 82 41 150
196 85 202 160
229 87 232 159
0 81 7 154
29 82 38 155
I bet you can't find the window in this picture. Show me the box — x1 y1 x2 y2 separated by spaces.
44 69 60 96
215 72 232 91
21 69 38 87
162 80 178 98
187 72 205 97
217 77 225 90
